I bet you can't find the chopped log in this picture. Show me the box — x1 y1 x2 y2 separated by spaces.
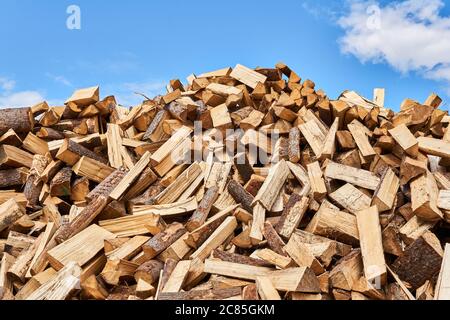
143 223 187 259
0 129 22 147
307 162 327 201
329 183 371 215
389 124 419 157
276 195 310 240
56 139 107 166
435 244 450 300
50 167 72 197
86 167 127 201
0 199 25 232
65 86 99 106
0 145 34 168
324 162 381 191
284 232 324 275
230 64 267 89
411 172 443 221
0 107 34 135
372 168 400 212
99 213 166 238
22 133 49 156
186 186 220 232
253 160 290 210
227 180 254 213
0 167 28 188
417 137 450 159
256 276 281 300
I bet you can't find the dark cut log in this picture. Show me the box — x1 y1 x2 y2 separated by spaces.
211 250 272 267
242 284 259 300
0 108 34 136
71 177 90 202
0 199 25 232
233 152 254 184
52 119 87 135
134 260 164 285
0 168 28 188
123 166 158 200
227 180 254 213
186 186 220 232
56 139 107 166
143 223 187 259
86 168 128 202
36 127 65 140
24 155 49 209
160 259 178 290
0 129 22 147
49 167 72 197
142 109 169 142
54 196 109 244
166 101 190 122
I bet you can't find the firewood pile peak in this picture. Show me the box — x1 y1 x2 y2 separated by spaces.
0 62 450 300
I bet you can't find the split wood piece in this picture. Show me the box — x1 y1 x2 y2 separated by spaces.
306 207 359 245
324 162 381 191
56 139 107 166
320 118 339 160
160 234 192 262
71 177 90 202
143 223 187 259
276 195 310 240
417 137 450 159
0 145 34 168
356 206 387 285
28 222 57 276
184 205 238 249
0 129 22 147
190 217 237 261
65 86 99 106
400 156 427 185
159 287 242 301
253 160 290 210
161 260 191 293
16 268 57 300
256 249 293 269
26 261 82 300
329 183 371 215
47 224 115 270
205 162 231 193
240 110 265 131
0 107 34 135
106 123 123 169
438 190 450 210
212 250 271 268
100 259 139 287
329 249 363 291
0 198 25 232
49 167 72 197
347 120 376 159
109 152 151 201
99 213 166 238
0 253 14 299
299 120 327 157
106 236 149 261
143 109 170 142
210 104 233 130
399 215 435 246
435 244 450 300
86 167 127 201
123 166 158 200
204 259 320 293
392 232 444 289
0 191 27 207
250 203 266 243
186 186 220 232
307 162 327 201
54 196 109 244
7 233 43 282
262 222 287 256
155 162 203 205
0 167 28 188
233 152 254 184
135 260 164 285
150 126 192 166
41 160 64 183
80 275 108 300
24 154 49 208
22 133 49 156
284 232 324 275
230 64 267 89
132 197 197 217
227 180 254 213
411 172 443 221
288 127 301 163
372 168 400 212
39 109 60 127
389 124 419 158
256 276 281 300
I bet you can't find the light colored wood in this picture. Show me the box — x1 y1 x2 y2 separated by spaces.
356 206 387 285
106 123 123 169
106 236 150 261
65 86 99 106
0 198 25 232
28 222 57 276
0 145 34 168
256 249 293 269
417 137 450 159
256 276 281 300
22 133 49 155
47 225 115 270
206 83 242 97
190 217 237 261
150 126 192 166
250 203 265 242
230 64 267 89
0 253 14 299
253 160 290 210
411 172 443 221
372 168 400 212
210 104 232 130
307 161 327 200
389 124 419 157
438 190 450 210
321 118 338 160
330 183 371 215
348 120 376 159
109 151 151 200
161 260 191 293
132 197 198 217
435 244 450 300
100 213 166 238
299 120 326 157
324 162 381 190
240 110 265 131
284 233 324 275
276 195 310 239
373 88 385 107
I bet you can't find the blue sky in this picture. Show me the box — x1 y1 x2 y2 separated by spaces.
0 0 449 111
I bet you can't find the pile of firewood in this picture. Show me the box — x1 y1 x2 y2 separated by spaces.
0 62 449 301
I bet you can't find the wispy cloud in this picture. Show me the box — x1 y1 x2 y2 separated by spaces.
0 76 46 108
0 77 16 91
46 73 73 87
104 80 167 106
337 0 450 94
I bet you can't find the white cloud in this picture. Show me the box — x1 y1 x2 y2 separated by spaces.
105 80 167 106
46 73 72 87
0 77 16 91
0 91 46 108
338 0 450 92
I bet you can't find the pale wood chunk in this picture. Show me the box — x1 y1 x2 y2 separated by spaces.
372 168 400 212
253 160 290 210
389 124 419 157
330 183 371 215
307 161 327 200
325 162 381 191
230 64 267 89
256 276 281 300
411 172 443 221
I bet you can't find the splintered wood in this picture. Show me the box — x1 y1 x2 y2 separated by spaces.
0 63 449 301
